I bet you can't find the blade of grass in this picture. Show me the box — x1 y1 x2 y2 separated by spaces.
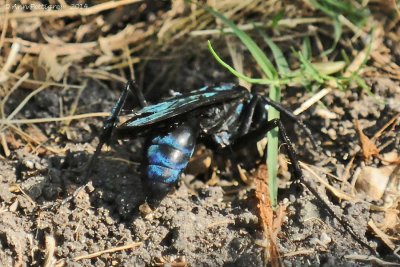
258 31 291 207
258 30 291 76
302 37 312 60
309 0 342 55
205 6 277 79
207 41 282 86
322 18 342 56
267 85 280 208
296 51 325 83
206 6 281 207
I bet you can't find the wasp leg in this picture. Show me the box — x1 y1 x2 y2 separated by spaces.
85 82 129 178
62 81 143 205
275 119 376 254
261 96 318 148
237 94 259 136
85 80 144 178
235 118 376 254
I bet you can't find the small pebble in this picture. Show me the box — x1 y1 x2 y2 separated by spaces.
320 232 332 246
24 160 35 170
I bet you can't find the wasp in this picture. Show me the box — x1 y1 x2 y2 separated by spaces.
85 80 375 254
87 81 311 200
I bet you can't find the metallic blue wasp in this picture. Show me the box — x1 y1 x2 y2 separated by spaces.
85 80 375 254
87 80 313 204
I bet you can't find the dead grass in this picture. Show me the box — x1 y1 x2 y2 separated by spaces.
0 0 399 265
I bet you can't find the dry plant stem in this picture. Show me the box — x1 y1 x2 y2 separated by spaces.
300 161 354 201
4 37 96 56
12 183 36 206
308 164 343 182
1 0 144 19
74 242 142 261
81 69 127 83
293 88 332 116
270 32 313 42
0 43 21 83
44 235 56 267
372 112 400 141
124 45 135 80
9 124 63 154
0 2 9 52
344 255 400 266
368 220 396 251
0 112 110 125
299 164 377 255
103 156 141 166
207 219 235 228
2 42 20 71
1 72 29 119
0 82 50 133
338 15 368 42
314 32 328 62
6 72 83 89
226 36 248 88
6 83 49 121
64 80 87 126
190 17 332 36
0 132 10 157
283 249 315 257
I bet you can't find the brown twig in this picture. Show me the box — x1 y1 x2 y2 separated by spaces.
2 0 143 19
300 161 354 201
0 112 109 125
74 242 142 261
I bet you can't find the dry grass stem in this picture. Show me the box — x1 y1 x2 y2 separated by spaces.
0 43 20 83
0 112 109 125
300 161 354 201
1 0 144 19
293 88 332 116
368 220 396 251
74 242 142 261
44 235 57 267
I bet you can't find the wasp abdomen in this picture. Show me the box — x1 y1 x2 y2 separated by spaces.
146 123 197 185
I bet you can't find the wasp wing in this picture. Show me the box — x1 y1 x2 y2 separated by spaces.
119 84 248 130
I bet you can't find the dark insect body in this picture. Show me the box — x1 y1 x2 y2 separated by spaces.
145 122 198 195
89 81 305 201
86 80 376 255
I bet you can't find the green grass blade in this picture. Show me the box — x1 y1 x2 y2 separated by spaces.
257 31 287 206
297 51 325 83
206 7 281 207
309 0 337 17
302 37 312 60
311 61 346 75
267 84 280 208
258 30 291 76
207 41 281 85
205 6 277 79
271 10 284 29
353 74 374 97
322 17 342 56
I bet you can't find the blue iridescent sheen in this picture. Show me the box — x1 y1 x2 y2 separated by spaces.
212 83 235 91
147 145 190 169
146 123 196 185
147 165 181 184
123 85 247 128
151 135 192 153
127 93 220 127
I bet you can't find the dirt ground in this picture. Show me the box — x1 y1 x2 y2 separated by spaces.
1 1 400 267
